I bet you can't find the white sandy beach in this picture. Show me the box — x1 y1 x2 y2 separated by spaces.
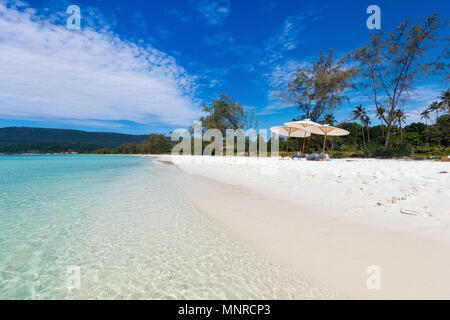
154 155 450 299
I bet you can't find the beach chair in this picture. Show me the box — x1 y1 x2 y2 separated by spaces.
291 152 305 159
316 153 331 161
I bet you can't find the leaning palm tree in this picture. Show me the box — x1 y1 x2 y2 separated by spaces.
428 101 441 123
352 105 367 149
395 109 407 140
439 89 450 115
420 108 431 150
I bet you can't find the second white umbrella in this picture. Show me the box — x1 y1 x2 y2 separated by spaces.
284 119 321 154
270 126 311 153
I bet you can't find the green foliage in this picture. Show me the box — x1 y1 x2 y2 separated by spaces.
405 132 421 146
200 94 257 135
429 114 450 150
281 49 359 122
94 134 173 155
363 141 413 158
0 127 148 153
349 13 445 146
405 122 426 134
115 142 138 154
137 134 172 154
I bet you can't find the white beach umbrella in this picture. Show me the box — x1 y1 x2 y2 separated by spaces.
284 118 322 130
307 124 350 160
270 126 311 153
284 119 321 154
284 119 350 159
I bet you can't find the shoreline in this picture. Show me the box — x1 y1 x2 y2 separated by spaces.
153 155 450 299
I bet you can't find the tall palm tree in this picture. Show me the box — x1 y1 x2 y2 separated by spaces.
428 101 441 123
352 105 367 149
420 108 431 149
376 107 385 137
395 109 407 140
439 89 450 115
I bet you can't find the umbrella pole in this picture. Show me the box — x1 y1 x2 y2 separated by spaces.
322 132 327 161
286 137 289 153
301 131 307 154
286 130 291 154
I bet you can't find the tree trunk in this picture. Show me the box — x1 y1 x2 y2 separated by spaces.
367 126 370 142
384 124 391 147
361 126 366 150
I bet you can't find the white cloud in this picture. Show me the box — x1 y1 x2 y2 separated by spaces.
266 60 308 87
0 2 200 127
262 15 310 66
195 0 231 26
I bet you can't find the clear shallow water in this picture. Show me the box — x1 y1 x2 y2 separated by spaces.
0 155 327 299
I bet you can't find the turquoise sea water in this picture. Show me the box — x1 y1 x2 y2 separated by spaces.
0 155 325 299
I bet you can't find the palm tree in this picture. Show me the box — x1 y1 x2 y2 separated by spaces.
352 105 367 149
395 109 407 140
323 113 336 126
439 89 450 115
428 101 441 123
376 107 385 137
420 108 431 150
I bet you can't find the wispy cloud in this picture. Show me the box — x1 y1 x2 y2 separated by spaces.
257 8 328 115
168 9 192 23
263 16 303 65
131 10 147 34
0 2 200 127
195 0 231 26
266 60 308 87
408 85 443 105
262 8 323 66
256 60 308 115
259 2 278 15
204 32 234 46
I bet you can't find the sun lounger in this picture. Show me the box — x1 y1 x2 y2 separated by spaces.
316 153 331 161
291 152 305 159
305 153 331 161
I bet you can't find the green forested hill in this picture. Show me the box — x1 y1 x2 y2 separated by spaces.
0 127 149 153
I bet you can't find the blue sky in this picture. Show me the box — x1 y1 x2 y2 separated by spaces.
0 0 448 134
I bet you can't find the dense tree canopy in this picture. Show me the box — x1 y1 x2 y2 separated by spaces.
200 94 257 134
350 13 446 146
281 49 359 122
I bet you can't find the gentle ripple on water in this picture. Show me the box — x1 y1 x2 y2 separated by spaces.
0 155 330 299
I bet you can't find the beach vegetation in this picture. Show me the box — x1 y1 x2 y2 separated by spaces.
200 94 257 135
349 13 446 147
280 49 359 122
